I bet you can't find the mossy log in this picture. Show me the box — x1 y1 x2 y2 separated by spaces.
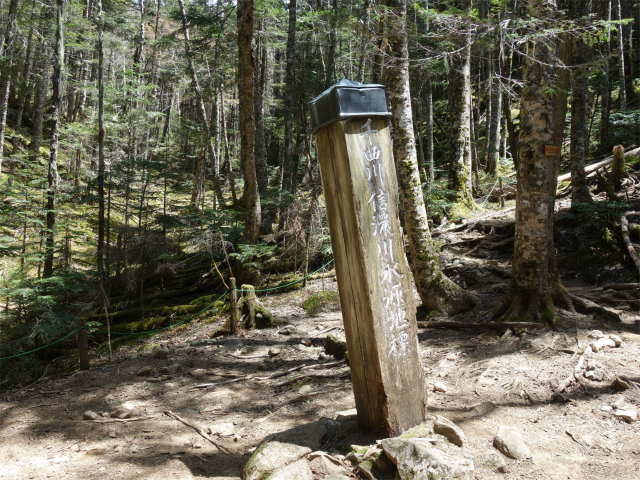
237 284 278 329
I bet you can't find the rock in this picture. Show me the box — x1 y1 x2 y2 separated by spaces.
601 405 613 412
433 382 448 393
209 422 235 436
588 330 606 340
589 337 616 352
268 417 339 450
333 408 357 423
160 363 181 374
279 325 296 335
325 334 348 360
136 366 152 376
152 345 170 359
476 450 506 472
301 338 312 347
609 334 623 346
83 410 98 420
110 406 133 419
268 348 281 357
318 352 331 362
308 452 349 478
493 426 531 459
381 438 474 480
242 441 312 480
269 459 314 480
434 416 465 447
298 384 312 395
613 409 638 422
190 369 207 378
257 362 269 371
584 368 605 382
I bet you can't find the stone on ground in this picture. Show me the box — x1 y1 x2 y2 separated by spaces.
136 366 152 376
242 441 312 480
381 438 474 480
613 409 638 422
308 452 350 478
160 363 181 374
83 410 98 420
333 408 357 423
152 345 170 359
476 450 506 472
433 382 448 393
493 426 531 459
269 459 314 480
434 416 465 447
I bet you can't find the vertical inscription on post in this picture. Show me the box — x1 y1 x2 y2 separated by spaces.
360 119 410 358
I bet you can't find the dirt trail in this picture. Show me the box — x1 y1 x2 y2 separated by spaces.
2 205 640 479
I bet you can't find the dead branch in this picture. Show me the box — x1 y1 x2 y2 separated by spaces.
189 360 345 389
164 410 231 454
620 215 640 274
417 321 545 330
310 326 341 337
227 353 270 359
91 415 156 424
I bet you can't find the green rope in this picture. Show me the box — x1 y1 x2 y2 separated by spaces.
100 289 230 336
235 259 335 293
0 328 82 361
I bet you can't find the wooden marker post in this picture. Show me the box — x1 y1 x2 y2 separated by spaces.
310 80 427 436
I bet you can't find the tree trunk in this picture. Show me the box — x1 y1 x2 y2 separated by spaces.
425 79 435 182
0 0 19 176
281 0 297 208
386 0 476 315
237 0 260 244
486 26 502 175
447 0 473 207
495 0 568 325
96 0 106 277
220 84 238 206
177 0 226 209
43 0 65 279
569 25 593 205
254 28 272 235
616 0 626 112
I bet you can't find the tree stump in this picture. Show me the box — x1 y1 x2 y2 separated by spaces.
610 144 628 190
237 285 277 329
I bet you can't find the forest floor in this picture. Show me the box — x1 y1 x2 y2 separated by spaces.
1 197 640 480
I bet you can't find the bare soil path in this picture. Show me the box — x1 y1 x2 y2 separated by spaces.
2 203 640 479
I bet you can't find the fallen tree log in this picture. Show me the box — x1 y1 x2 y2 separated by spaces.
417 321 545 330
620 215 640 275
556 146 640 185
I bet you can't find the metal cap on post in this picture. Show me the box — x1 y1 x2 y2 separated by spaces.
308 79 391 133
310 80 427 436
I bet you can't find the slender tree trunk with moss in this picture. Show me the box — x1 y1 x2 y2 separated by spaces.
386 0 476 315
486 25 502 175
177 0 226 209
569 32 593 205
447 0 474 207
43 0 65 279
237 0 260 244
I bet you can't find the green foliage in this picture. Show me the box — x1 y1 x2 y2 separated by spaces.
230 243 278 269
301 291 340 315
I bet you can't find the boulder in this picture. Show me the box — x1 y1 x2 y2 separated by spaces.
83 410 98 420
269 459 314 480
242 441 312 480
381 438 474 480
493 426 531 459
434 416 465 447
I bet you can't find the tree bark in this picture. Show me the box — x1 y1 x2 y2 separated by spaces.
281 0 297 204
569 25 593 205
237 0 260 244
177 0 226 209
495 0 568 325
0 0 19 176
486 25 502 175
447 0 474 207
43 0 65 279
386 0 476 315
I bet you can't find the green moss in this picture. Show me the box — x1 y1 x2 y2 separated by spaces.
301 291 340 315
